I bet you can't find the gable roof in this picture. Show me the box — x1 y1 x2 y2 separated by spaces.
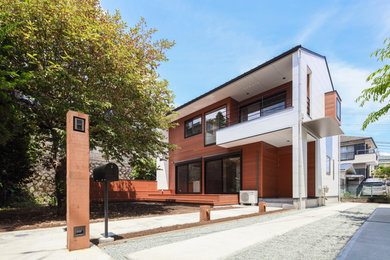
173 45 335 113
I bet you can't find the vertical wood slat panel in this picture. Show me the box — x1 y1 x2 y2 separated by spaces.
307 141 316 197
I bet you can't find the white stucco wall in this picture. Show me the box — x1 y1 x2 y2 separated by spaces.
319 135 340 197
156 130 169 190
293 49 340 200
300 50 334 122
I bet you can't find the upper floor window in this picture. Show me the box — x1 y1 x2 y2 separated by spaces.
240 91 287 122
336 98 341 121
205 106 226 146
184 115 202 138
340 145 354 160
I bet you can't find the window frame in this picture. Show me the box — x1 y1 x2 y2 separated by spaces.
204 151 242 194
336 98 341 121
326 155 331 175
204 105 227 146
184 115 202 138
239 90 287 123
175 158 202 194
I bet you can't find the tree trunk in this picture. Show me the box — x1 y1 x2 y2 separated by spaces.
55 157 66 216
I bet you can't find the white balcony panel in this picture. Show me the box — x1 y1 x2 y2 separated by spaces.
216 108 296 148
341 153 378 166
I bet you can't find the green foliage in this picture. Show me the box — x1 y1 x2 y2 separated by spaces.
343 191 352 198
0 16 35 207
131 157 158 180
357 38 390 129
0 0 176 209
372 165 390 179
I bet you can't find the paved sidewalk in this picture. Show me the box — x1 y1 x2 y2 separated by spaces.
337 204 390 260
126 203 360 260
0 205 272 260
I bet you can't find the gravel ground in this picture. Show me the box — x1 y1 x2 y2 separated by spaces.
228 203 378 260
102 209 303 260
102 203 379 260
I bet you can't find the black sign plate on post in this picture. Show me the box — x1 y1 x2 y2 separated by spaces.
73 116 86 132
74 226 86 237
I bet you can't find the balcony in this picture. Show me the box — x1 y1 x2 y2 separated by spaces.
341 149 378 165
216 107 296 148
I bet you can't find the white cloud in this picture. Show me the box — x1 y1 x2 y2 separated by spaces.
329 61 378 110
295 10 337 44
329 60 390 143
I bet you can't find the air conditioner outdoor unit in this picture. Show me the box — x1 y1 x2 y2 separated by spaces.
239 190 258 205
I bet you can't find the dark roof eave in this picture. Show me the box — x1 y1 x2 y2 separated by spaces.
341 137 378 149
173 45 334 112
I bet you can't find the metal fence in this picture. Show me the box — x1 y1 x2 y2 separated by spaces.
340 183 390 198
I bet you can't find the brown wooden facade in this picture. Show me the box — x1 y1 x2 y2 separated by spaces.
168 82 314 199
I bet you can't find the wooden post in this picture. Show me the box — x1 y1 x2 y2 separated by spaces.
200 205 211 222
259 202 267 213
66 111 90 251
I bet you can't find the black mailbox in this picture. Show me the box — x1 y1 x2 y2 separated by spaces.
93 163 119 182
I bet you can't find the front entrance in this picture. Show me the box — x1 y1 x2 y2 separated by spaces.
205 153 241 194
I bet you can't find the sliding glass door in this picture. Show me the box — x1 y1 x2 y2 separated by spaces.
205 154 241 194
176 160 201 194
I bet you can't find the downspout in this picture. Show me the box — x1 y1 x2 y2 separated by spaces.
338 136 341 202
297 49 303 209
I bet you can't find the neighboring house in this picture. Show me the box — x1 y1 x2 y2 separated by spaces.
378 154 390 167
339 135 378 194
157 45 343 209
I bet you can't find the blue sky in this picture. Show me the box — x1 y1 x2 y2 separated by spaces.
101 0 390 153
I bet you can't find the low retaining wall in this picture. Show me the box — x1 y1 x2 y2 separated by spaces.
90 179 160 202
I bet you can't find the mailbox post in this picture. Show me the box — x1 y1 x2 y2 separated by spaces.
93 163 119 242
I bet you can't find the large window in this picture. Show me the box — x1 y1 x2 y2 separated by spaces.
205 106 227 146
240 91 287 122
176 160 201 194
340 145 354 160
205 153 241 194
184 115 202 138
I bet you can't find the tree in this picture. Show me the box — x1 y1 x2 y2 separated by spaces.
131 157 158 181
0 17 35 206
372 165 390 179
357 38 390 129
0 0 175 214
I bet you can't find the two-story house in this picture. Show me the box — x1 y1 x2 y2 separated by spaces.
156 46 343 209
339 135 378 194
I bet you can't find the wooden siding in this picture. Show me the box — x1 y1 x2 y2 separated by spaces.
169 83 294 194
168 82 303 200
241 143 261 192
325 91 341 125
307 141 316 197
276 145 292 198
261 142 278 197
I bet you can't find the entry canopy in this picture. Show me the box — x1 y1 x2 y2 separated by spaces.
340 163 356 174
303 117 343 138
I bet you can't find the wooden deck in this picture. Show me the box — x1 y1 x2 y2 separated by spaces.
146 193 239 206
90 180 239 205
